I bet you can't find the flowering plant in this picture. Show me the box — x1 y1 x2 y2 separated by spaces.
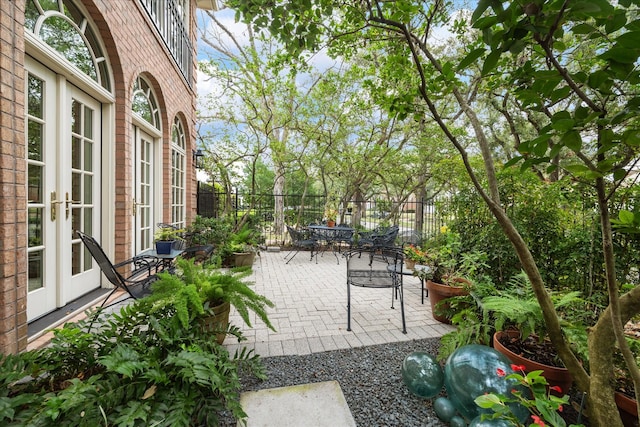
475 365 583 427
324 208 338 221
403 244 429 263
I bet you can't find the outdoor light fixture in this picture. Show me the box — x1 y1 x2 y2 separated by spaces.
193 148 204 169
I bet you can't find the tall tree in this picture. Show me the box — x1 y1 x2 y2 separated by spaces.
227 0 640 424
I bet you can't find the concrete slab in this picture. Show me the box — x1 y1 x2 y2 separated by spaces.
238 380 356 427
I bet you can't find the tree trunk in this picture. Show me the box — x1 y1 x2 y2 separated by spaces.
273 166 285 235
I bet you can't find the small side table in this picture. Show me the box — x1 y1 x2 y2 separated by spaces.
387 264 430 304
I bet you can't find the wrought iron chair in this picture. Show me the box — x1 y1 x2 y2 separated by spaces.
285 225 319 264
355 225 399 249
345 246 406 334
75 230 162 309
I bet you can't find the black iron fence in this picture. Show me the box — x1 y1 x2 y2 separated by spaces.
196 186 451 246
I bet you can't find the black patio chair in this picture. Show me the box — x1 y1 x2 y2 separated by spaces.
355 225 400 250
285 225 319 264
75 230 162 309
345 246 406 334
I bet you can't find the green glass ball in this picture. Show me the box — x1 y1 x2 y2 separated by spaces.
401 351 444 398
450 415 467 427
433 397 457 422
469 416 516 426
444 345 528 421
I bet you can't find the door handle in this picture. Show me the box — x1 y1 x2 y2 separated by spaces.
50 191 63 221
132 198 141 216
65 192 80 219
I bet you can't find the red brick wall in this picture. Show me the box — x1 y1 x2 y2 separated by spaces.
0 0 198 353
87 0 198 263
0 1 28 354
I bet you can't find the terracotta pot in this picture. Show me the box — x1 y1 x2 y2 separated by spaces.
200 301 231 345
615 391 639 427
493 330 573 396
327 220 336 227
233 251 256 267
425 279 469 324
405 259 416 270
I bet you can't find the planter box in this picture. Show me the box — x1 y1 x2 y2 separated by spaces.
200 301 231 345
155 240 174 255
233 252 256 267
493 330 572 396
425 279 469 324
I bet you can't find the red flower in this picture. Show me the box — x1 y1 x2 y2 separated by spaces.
511 364 526 372
531 415 546 426
549 385 562 393
496 368 506 377
558 405 563 412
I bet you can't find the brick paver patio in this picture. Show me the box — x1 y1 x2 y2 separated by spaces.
224 249 454 358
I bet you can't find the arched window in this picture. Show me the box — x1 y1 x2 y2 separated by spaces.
132 76 160 129
25 0 110 91
171 117 186 228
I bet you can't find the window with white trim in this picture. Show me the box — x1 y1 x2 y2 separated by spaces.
171 117 186 228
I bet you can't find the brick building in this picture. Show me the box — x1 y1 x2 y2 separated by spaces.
0 0 216 353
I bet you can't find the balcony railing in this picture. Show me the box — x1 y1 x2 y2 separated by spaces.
139 0 193 87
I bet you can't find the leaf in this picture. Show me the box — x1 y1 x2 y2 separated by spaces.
482 49 502 76
458 48 485 71
472 0 494 23
615 31 640 49
142 384 157 400
619 210 636 224
561 130 582 152
474 393 504 408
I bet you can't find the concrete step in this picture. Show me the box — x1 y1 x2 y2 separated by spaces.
238 380 356 427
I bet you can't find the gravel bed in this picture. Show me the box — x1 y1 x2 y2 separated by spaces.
219 337 448 426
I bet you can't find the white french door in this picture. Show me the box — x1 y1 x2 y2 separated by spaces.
26 58 101 321
132 129 156 254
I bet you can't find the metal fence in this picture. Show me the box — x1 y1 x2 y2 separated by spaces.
196 187 451 246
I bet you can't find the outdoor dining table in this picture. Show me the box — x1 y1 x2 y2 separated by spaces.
307 224 355 264
137 247 185 272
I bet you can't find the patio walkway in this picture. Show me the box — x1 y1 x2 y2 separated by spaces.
224 249 454 358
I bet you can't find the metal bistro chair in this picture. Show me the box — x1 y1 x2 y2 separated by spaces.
75 230 162 309
345 246 406 334
285 225 319 264
353 225 399 250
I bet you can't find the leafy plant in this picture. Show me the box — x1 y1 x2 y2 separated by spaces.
403 244 429 263
475 365 583 427
0 300 266 426
146 258 275 330
154 227 184 242
482 272 583 343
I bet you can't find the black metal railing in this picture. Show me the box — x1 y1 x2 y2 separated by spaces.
196 187 451 246
139 0 194 86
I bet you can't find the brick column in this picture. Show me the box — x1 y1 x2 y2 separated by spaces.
0 1 27 354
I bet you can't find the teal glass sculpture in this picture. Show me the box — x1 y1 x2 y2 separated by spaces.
469 416 515 426
450 415 467 427
433 397 458 422
444 345 528 421
401 351 444 398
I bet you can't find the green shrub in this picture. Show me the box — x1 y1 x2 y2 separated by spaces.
0 301 265 426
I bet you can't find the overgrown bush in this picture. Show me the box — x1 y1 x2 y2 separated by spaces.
444 167 638 298
0 301 265 426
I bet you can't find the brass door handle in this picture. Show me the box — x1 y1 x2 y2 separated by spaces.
50 191 63 221
132 198 142 216
65 192 80 219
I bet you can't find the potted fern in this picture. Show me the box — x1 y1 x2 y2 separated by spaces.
146 258 275 344
224 224 262 267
